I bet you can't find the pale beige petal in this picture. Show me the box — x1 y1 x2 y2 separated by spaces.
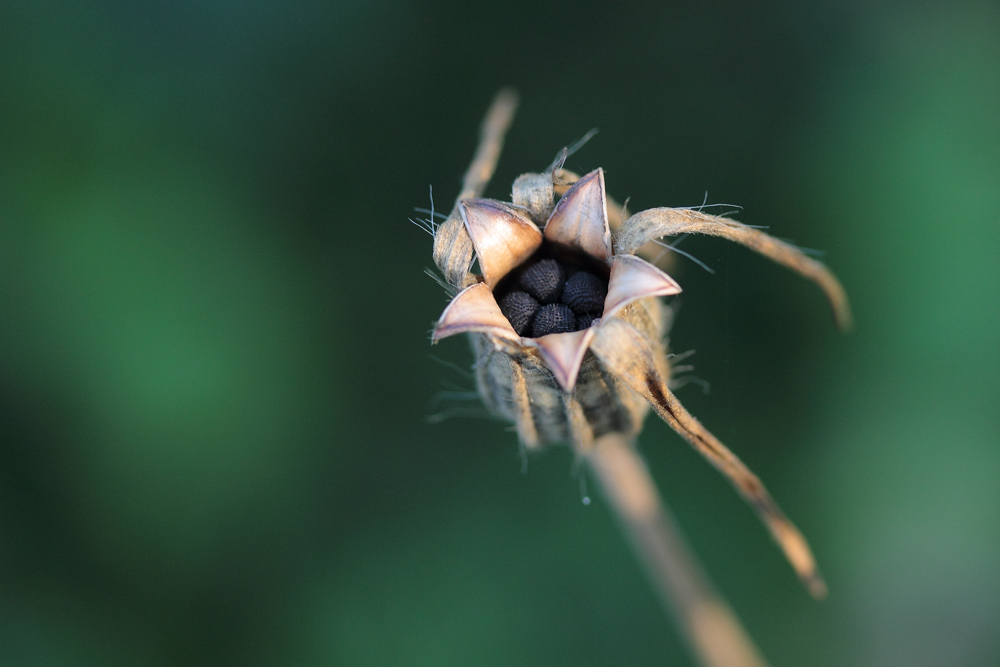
524 328 597 391
432 283 520 343
460 199 542 288
604 254 682 319
544 168 612 261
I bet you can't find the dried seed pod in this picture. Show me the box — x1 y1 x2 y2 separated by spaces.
431 113 849 586
426 89 851 667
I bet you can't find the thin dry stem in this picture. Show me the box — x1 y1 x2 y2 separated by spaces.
582 432 770 667
434 88 520 288
453 88 520 209
590 318 828 599
617 207 853 331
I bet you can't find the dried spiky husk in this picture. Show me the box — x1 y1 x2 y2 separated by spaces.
470 296 669 450
437 170 674 450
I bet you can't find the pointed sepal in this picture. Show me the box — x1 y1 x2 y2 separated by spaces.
604 254 682 318
460 199 542 288
525 328 597 391
544 168 612 262
432 283 521 343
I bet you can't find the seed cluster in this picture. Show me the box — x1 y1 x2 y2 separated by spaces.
498 258 608 337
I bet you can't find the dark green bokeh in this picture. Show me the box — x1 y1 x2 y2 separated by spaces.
1 1 998 665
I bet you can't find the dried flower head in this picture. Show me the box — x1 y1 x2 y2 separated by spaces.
424 90 851 666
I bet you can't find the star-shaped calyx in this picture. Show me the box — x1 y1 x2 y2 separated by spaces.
433 168 681 391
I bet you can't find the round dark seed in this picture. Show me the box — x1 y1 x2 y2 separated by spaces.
562 271 607 315
499 290 539 336
519 259 565 304
575 312 598 331
531 303 576 337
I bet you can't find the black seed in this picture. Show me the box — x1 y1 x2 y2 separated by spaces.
499 291 539 336
562 271 607 315
575 312 598 330
519 259 565 303
532 303 576 337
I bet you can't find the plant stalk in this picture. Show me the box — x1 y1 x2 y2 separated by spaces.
583 433 770 667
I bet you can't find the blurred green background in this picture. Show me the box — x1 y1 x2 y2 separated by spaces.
1 1 998 665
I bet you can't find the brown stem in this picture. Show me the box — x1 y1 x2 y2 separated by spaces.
580 430 771 667
590 318 828 598
453 88 519 209
434 89 520 288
